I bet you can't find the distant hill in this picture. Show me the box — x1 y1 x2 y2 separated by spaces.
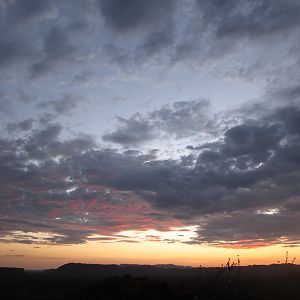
1 263 300 300
54 262 199 279
1 263 300 281
46 262 300 280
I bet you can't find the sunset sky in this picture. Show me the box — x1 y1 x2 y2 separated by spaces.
1 0 300 269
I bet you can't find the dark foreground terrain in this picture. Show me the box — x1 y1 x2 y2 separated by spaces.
1 263 299 300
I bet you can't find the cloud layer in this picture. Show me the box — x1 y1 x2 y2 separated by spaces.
1 0 300 250
103 99 215 146
1 100 300 248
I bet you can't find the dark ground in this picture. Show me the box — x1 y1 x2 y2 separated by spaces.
1 263 299 299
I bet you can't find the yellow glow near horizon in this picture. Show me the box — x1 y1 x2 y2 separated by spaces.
0 228 299 270
88 226 198 244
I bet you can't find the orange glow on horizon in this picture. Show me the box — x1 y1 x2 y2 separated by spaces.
0 228 299 270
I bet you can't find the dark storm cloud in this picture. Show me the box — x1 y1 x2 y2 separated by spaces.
103 99 216 146
97 0 175 32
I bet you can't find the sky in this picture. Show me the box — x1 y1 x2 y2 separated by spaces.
1 0 300 269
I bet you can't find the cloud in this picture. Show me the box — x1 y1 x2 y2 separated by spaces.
0 123 180 245
0 0 55 70
0 89 13 117
148 99 215 138
0 39 29 68
1 1 300 249
24 124 96 159
31 26 77 78
190 209 300 248
1 104 300 247
6 119 34 132
4 0 55 24
100 104 300 247
97 0 178 67
97 0 175 32
103 99 216 146
38 94 81 115
102 43 130 66
161 0 300 80
138 30 173 57
196 0 300 38
93 0 300 73
134 22 175 62
49 94 80 115
103 114 153 146
0 0 298 82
